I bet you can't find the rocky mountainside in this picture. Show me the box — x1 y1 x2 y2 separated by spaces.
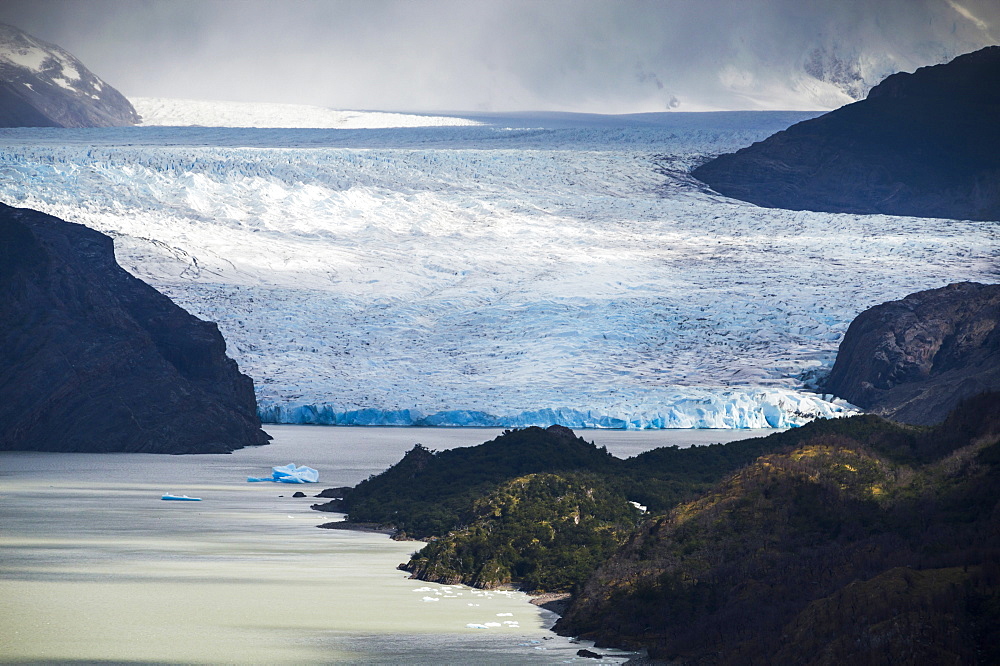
0 203 269 453
0 23 138 127
824 282 1000 425
692 46 1000 221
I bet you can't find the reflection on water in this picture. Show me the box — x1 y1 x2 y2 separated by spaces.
0 426 769 663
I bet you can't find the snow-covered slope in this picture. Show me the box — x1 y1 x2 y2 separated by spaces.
131 97 480 129
0 23 137 127
0 113 994 428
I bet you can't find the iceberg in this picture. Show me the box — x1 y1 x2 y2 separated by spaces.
247 463 319 484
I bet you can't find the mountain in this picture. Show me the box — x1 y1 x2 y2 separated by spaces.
692 46 1000 221
0 203 270 453
824 282 1000 425
0 23 138 127
555 392 1000 663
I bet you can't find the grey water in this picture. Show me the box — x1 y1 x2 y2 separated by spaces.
0 426 769 663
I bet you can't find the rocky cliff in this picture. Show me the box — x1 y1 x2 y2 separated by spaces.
692 46 1000 221
0 23 138 127
824 282 1000 425
0 203 270 453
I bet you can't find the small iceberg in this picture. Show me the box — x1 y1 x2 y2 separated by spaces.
162 494 201 501
247 463 319 484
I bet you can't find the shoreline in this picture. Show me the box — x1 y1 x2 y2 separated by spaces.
316 520 399 536
529 592 572 616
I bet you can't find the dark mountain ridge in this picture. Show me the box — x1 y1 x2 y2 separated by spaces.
0 203 269 453
692 46 1000 221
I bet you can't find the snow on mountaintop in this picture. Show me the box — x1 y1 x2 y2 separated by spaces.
0 23 137 127
0 23 72 76
132 97 481 129
0 115 994 429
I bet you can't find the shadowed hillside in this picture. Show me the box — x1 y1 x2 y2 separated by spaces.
693 47 1000 221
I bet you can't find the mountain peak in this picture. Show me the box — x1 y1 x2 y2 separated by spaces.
0 22 138 127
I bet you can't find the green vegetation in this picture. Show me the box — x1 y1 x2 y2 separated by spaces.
556 392 1000 663
332 421 868 592
341 425 620 538
321 392 1000 661
403 473 638 592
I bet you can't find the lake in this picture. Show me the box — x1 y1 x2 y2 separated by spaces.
0 425 771 663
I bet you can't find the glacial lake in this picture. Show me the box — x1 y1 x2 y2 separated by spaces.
0 425 771 663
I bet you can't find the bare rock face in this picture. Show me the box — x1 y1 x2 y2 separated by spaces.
0 23 138 127
692 46 1000 221
824 282 1000 425
0 203 270 453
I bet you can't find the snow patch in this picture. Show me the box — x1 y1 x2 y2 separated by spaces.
50 77 74 91
0 44 47 71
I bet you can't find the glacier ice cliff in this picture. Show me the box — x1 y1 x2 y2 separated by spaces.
258 390 857 430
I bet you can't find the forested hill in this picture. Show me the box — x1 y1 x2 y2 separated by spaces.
556 392 1000 663
316 393 1000 661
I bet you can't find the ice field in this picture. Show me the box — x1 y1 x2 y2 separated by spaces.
1 107 995 428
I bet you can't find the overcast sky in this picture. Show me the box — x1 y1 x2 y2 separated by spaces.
2 0 998 112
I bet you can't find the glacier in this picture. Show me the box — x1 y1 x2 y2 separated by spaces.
0 109 995 430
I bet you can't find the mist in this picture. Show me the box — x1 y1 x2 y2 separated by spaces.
2 0 998 112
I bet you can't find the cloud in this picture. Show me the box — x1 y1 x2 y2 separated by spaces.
2 0 998 112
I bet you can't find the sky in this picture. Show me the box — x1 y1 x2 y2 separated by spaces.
1 0 998 113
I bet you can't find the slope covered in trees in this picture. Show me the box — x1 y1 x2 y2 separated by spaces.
556 392 1000 663
318 393 1000 661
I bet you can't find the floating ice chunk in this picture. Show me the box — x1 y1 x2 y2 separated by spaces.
466 623 488 629
247 463 319 483
497 613 514 617
421 597 440 602
412 587 434 592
